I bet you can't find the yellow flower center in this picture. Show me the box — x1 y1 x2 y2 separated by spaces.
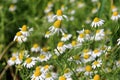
63 34 68 37
39 54 46 59
64 68 70 73
84 54 90 59
57 9 62 16
83 49 89 53
42 47 48 52
26 58 32 64
10 4 15 8
93 61 99 65
16 32 22 36
46 31 51 34
35 66 40 71
34 70 41 77
73 55 80 60
46 73 51 78
57 42 64 47
111 5 116 10
85 65 92 72
59 76 66 80
94 49 99 54
33 44 39 48
84 30 91 34
79 33 85 38
71 41 77 46
53 20 61 28
96 30 100 33
93 17 100 22
44 65 49 69
11 56 16 61
21 25 27 31
19 53 23 60
93 74 100 80
113 11 118 16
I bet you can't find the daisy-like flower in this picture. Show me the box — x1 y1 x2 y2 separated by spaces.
91 0 98 3
44 72 58 80
93 74 100 80
117 38 120 45
8 56 18 66
91 17 104 27
61 5 67 11
49 20 65 34
13 31 27 43
68 55 81 64
63 68 73 78
53 9 68 20
31 43 41 53
111 5 118 12
111 11 120 21
41 47 50 54
81 49 94 63
92 49 102 58
76 66 85 72
19 25 33 37
84 65 93 76
61 33 72 42
92 59 102 69
59 75 73 80
9 4 16 12
31 68 45 80
46 12 55 23
23 57 36 68
77 33 85 43
92 8 98 14
45 31 53 38
77 2 85 8
68 40 82 49
44 7 52 14
41 65 53 73
54 42 68 55
94 29 105 41
37 53 52 62
47 1 54 8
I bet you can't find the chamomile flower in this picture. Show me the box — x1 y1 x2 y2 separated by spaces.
94 29 105 41
41 65 53 73
37 53 51 62
61 33 72 42
61 5 67 11
13 31 27 43
111 5 118 12
92 49 102 58
77 33 85 43
23 57 36 68
92 59 102 69
63 68 73 78
117 38 120 45
91 17 104 27
92 8 98 14
76 66 85 72
45 31 53 38
54 42 67 55
49 20 65 34
19 25 33 37
9 4 16 12
31 69 45 80
45 72 58 80
31 43 41 53
44 7 52 14
68 55 81 64
59 75 73 80
41 47 50 54
46 12 55 22
8 56 18 66
68 40 81 48
111 11 120 21
77 2 85 8
93 74 100 80
84 65 93 76
53 9 68 20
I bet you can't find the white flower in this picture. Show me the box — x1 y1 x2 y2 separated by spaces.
13 31 27 43
45 31 53 38
111 5 118 12
117 38 120 45
91 17 104 27
46 12 55 22
9 4 16 12
92 49 102 58
59 75 73 80
44 7 52 14
115 60 120 67
44 72 58 80
111 11 120 21
61 33 72 42
68 55 81 64
52 9 68 20
63 68 73 78
8 56 17 66
19 25 33 37
92 59 102 69
54 42 68 56
23 57 36 68
49 20 65 34
41 65 53 73
92 8 98 14
77 2 85 8
31 43 41 53
77 33 85 43
84 65 93 76
94 29 105 41
91 0 98 2
37 53 52 62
